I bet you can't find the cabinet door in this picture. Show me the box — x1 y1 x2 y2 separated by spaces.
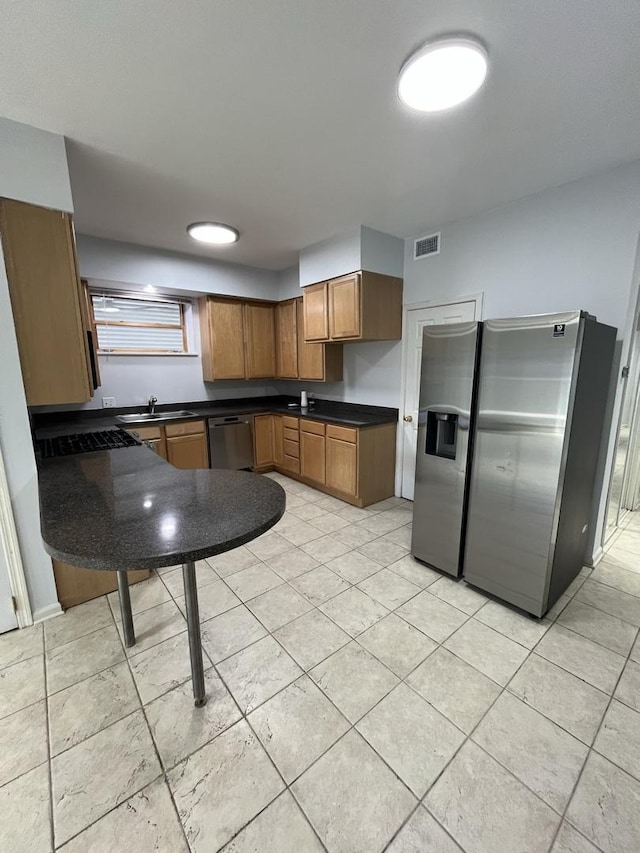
273 416 284 465
329 273 361 339
326 437 358 496
300 431 326 484
203 298 246 380
80 278 101 390
0 199 93 405
253 415 274 467
166 434 209 469
147 437 168 460
53 560 150 609
245 303 276 378
297 298 324 380
276 300 298 378
303 282 329 341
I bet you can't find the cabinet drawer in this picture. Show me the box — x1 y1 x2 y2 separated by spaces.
165 419 206 438
282 415 299 429
282 454 300 474
300 419 325 436
132 425 163 440
326 424 358 444
283 427 299 443
284 439 300 458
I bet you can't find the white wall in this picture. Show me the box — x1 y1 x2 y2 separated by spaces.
0 118 73 213
87 299 277 410
360 226 404 278
277 343 401 408
403 161 640 331
77 234 280 299
0 118 73 621
298 225 403 286
299 227 361 286
278 265 300 300
56 235 283 411
402 159 640 558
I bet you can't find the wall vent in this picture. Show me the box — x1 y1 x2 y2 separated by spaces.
414 232 440 260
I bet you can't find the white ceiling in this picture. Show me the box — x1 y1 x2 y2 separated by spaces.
1 1 640 270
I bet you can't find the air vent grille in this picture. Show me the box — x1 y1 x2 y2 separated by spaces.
414 232 440 260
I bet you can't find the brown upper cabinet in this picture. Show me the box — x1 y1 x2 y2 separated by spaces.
199 297 246 380
0 198 99 406
245 302 276 378
276 298 343 382
201 294 342 383
303 282 329 341
199 297 275 380
296 299 343 382
276 299 298 379
302 271 403 343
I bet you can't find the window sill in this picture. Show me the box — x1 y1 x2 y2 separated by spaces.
97 352 199 358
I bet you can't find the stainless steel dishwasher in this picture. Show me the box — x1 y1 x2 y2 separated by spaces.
207 415 254 469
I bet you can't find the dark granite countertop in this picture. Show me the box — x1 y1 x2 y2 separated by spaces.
38 446 285 571
33 395 398 437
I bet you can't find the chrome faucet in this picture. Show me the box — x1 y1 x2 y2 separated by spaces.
148 395 158 414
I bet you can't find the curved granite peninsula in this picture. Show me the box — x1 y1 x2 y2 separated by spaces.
38 445 285 705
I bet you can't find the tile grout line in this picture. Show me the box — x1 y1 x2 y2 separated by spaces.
41 626 56 853
380 616 546 850
210 659 331 853
109 595 192 853
543 622 640 853
16 482 637 851
45 597 179 851
381 570 633 851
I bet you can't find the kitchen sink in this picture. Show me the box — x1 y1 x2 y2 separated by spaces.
117 410 196 423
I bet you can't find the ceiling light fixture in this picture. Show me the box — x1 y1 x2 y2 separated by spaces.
398 37 488 113
187 222 239 245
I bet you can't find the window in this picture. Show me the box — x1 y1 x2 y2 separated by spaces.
91 293 188 353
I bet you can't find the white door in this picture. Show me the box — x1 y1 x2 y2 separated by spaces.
400 299 480 499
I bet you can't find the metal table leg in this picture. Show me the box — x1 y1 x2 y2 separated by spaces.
182 560 207 707
117 570 136 647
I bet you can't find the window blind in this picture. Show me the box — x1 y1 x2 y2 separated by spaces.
91 294 187 353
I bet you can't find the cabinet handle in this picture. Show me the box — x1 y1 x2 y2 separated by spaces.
86 330 99 390
403 414 413 423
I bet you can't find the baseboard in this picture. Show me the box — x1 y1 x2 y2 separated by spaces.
586 545 604 568
32 602 63 623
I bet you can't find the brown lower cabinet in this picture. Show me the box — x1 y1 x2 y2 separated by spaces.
252 414 396 507
53 561 150 610
300 422 326 484
133 421 209 469
326 433 358 496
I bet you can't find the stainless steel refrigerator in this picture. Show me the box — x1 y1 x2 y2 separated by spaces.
411 321 482 577
412 311 616 617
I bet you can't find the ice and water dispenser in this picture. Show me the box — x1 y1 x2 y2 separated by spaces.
425 411 458 460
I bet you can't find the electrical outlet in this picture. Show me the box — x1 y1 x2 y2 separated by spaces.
102 397 116 409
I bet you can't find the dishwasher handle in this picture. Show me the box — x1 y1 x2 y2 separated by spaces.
208 416 251 427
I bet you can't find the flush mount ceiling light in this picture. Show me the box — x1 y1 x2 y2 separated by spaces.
187 222 239 245
398 37 488 113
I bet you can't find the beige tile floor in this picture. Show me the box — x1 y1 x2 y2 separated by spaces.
1 472 640 851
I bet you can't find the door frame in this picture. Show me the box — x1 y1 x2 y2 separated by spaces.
0 446 33 628
395 292 485 497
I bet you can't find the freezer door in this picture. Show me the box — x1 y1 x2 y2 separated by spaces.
463 312 581 615
411 321 480 576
